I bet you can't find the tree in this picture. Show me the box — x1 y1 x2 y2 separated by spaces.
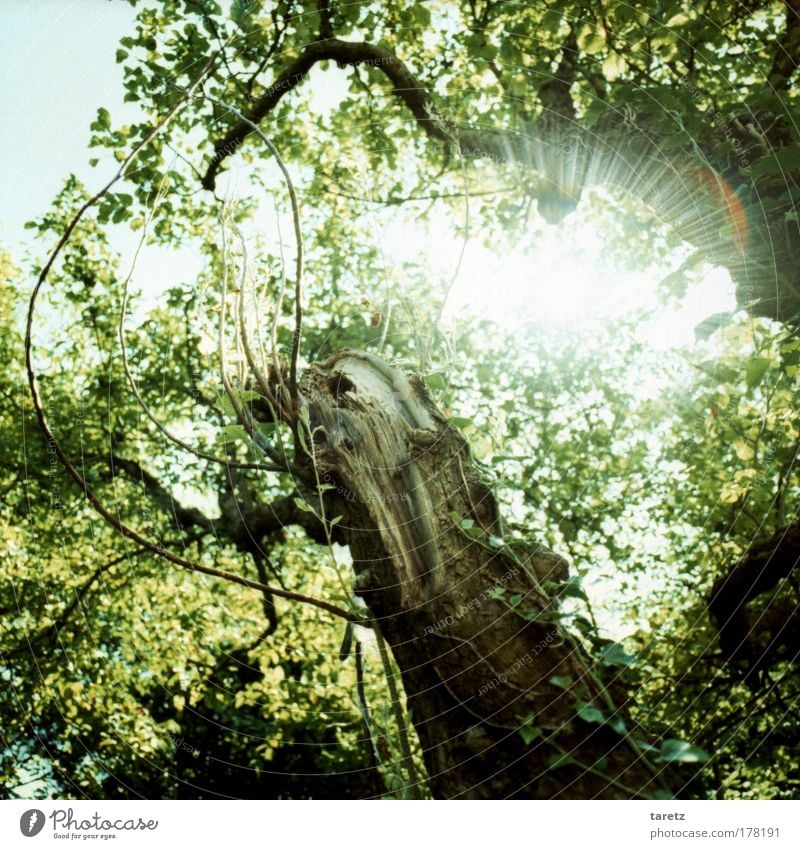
4 0 799 799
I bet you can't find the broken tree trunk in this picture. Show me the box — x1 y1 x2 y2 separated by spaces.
294 349 671 799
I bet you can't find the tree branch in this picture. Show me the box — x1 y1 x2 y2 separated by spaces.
23 66 357 627
768 0 800 88
201 38 455 191
3 550 137 658
708 522 800 669
110 455 213 532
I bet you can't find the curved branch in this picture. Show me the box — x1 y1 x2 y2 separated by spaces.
203 93 304 416
109 455 213 532
201 38 454 191
4 549 140 658
117 205 288 474
24 66 356 628
708 522 800 665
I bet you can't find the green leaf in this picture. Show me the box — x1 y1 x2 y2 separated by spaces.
549 675 572 690
232 389 262 404
449 416 473 429
460 517 475 530
412 4 431 27
602 54 627 81
293 497 315 513
519 721 542 746
658 739 710 764
745 357 770 389
93 107 111 132
559 576 588 601
577 25 605 55
665 12 691 27
425 372 446 391
575 700 605 724
744 146 800 179
214 392 235 417
600 642 636 667
607 715 627 735
217 424 249 444
508 593 523 607
111 206 130 224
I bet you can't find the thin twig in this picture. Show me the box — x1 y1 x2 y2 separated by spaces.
219 209 288 469
117 173 286 473
373 620 422 799
198 92 304 417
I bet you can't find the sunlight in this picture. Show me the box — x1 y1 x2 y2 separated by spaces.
374 195 737 348
446 228 737 350
447 220 641 329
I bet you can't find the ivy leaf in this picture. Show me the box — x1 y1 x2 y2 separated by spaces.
658 739 710 764
744 146 800 179
549 675 572 689
519 719 542 746
425 372 446 391
547 753 574 769
559 576 588 601
607 715 627 735
216 424 249 444
600 642 636 667
575 700 605 724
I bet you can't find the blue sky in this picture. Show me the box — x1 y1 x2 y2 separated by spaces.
0 1 135 249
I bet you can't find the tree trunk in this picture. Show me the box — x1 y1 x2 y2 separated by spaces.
296 350 671 799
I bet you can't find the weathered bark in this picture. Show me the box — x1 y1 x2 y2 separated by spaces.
294 349 670 799
708 522 800 687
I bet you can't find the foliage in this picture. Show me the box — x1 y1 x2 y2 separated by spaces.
2 0 799 799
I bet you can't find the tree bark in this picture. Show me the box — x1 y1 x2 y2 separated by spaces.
295 349 671 799
708 522 800 687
